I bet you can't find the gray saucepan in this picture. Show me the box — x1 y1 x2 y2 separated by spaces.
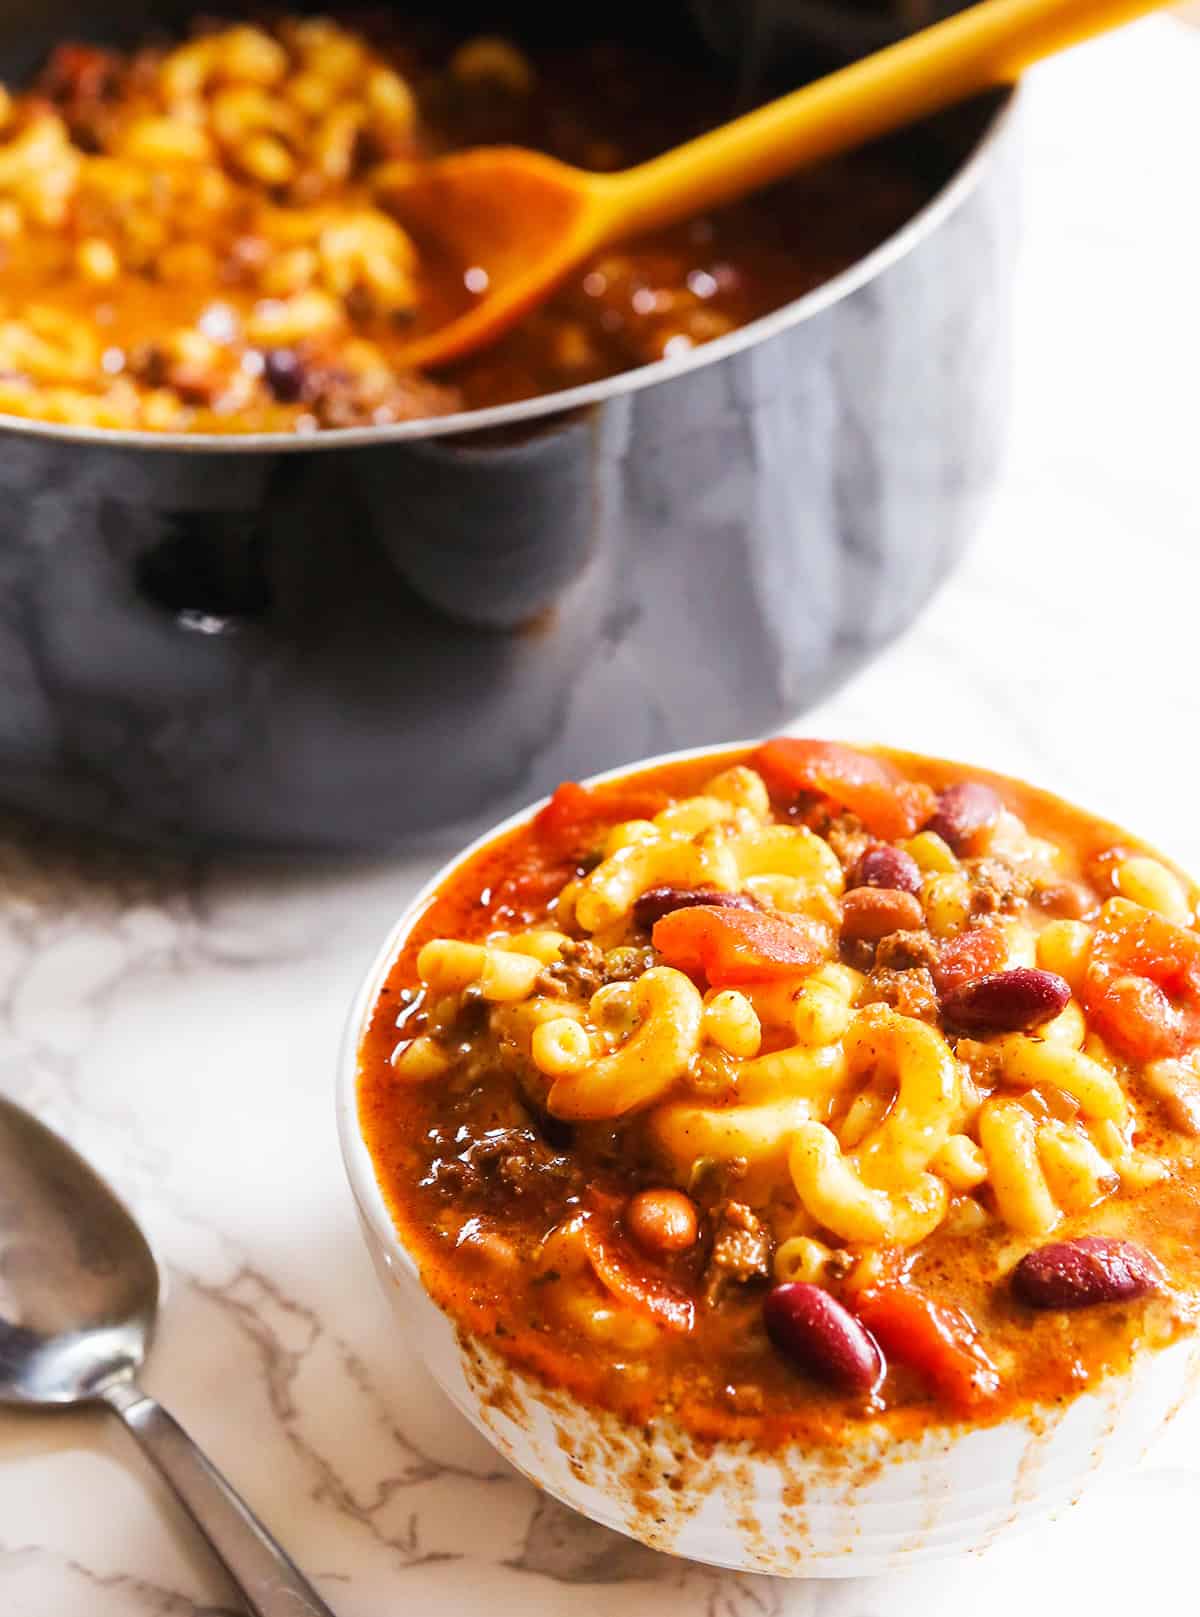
0 0 1018 853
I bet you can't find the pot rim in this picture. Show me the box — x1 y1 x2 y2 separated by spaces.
3 85 1018 457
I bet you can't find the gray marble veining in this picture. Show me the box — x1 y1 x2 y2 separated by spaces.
0 19 1199 1617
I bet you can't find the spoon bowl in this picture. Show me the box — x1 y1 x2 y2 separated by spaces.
0 1096 157 1405
378 149 603 371
0 1092 336 1616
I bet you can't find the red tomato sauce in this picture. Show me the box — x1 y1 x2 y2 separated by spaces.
358 745 1200 1446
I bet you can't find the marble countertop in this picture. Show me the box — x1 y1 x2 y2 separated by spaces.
2 19 1199 1616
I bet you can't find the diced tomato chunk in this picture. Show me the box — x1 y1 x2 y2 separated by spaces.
581 1221 694 1334
488 849 575 918
1083 901 1200 1061
532 781 594 843
932 926 1008 996
532 780 668 854
1090 902 1200 993
495 779 670 920
652 904 824 987
855 1283 1000 1410
754 738 935 841
41 42 118 101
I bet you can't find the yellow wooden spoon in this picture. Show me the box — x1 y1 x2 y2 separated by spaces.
380 0 1168 370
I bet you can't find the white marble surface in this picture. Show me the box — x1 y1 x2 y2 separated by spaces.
2 19 1199 1614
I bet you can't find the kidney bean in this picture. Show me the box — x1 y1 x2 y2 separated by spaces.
849 844 922 896
262 346 306 403
928 782 1002 853
941 966 1070 1034
625 1189 699 1256
763 1283 883 1392
1012 1237 1163 1309
841 886 925 942
632 885 757 929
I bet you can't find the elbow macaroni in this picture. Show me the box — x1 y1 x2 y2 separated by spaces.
702 990 762 1059
574 833 739 932
416 939 544 1002
788 1123 949 1245
0 20 521 431
394 758 1199 1272
546 967 704 1121
1114 856 1191 926
783 1007 958 1245
993 1034 1127 1123
791 963 862 1046
978 1100 1060 1235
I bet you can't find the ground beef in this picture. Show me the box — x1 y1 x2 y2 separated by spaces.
421 983 489 1040
954 1037 1006 1082
703 1201 772 1304
965 857 1033 915
825 1248 856 1280
688 1155 750 1203
421 1123 579 1201
822 811 873 873
874 929 940 973
537 940 608 999
840 936 876 973
601 946 656 982
862 964 941 1022
304 363 463 428
536 940 653 999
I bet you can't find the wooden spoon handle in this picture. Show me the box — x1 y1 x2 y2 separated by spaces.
603 0 1168 238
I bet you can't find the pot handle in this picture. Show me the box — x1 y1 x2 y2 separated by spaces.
132 510 272 632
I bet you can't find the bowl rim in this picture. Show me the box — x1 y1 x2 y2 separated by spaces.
2 85 1018 457
337 732 1200 1485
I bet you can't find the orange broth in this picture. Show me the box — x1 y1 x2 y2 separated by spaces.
358 746 1200 1445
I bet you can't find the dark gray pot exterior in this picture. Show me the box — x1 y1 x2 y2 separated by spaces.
0 99 1018 856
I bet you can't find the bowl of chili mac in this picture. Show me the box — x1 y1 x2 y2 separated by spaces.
0 3 1017 852
340 738 1200 1575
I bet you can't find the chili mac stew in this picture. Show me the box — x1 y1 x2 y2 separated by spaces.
358 740 1200 1445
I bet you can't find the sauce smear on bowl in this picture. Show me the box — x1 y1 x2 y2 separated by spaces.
358 742 1200 1445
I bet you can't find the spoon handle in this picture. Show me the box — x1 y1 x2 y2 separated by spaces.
609 0 1173 237
102 1381 337 1617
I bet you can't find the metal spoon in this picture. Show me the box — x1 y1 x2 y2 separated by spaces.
0 1093 335 1617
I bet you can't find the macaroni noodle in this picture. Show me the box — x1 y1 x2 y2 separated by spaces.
546 966 703 1120
367 741 1200 1433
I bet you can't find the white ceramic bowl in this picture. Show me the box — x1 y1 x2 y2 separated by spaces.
337 742 1200 1577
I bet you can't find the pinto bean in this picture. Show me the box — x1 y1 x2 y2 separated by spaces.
929 782 1002 853
849 844 922 896
626 1189 699 1255
1032 878 1095 920
763 1282 883 1392
941 967 1070 1034
632 885 757 930
1012 1237 1162 1309
841 887 925 942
